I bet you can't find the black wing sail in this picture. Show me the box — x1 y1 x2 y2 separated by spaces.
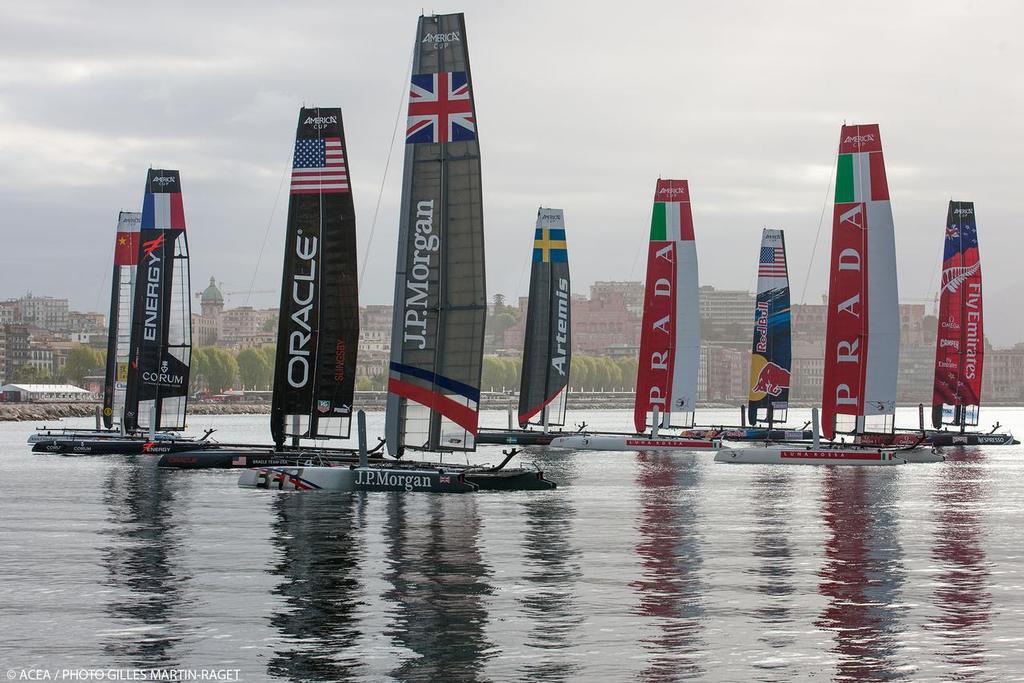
123 170 192 432
102 211 141 429
386 13 486 456
270 108 359 447
518 208 571 428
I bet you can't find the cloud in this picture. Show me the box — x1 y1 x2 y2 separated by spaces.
1 0 1022 344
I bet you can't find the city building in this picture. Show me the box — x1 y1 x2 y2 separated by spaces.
700 286 755 335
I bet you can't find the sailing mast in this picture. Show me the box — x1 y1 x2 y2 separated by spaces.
821 124 899 439
386 12 486 457
102 211 141 430
634 179 700 434
122 170 192 433
747 228 791 426
518 207 571 430
270 107 360 449
931 200 983 430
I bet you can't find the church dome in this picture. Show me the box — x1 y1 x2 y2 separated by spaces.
201 277 224 305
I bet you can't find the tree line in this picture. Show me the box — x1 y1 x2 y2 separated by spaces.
12 343 639 396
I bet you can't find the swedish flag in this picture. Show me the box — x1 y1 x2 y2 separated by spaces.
533 228 568 262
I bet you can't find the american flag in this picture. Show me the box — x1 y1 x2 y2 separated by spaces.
406 71 475 144
759 246 787 277
291 137 349 194
232 456 247 466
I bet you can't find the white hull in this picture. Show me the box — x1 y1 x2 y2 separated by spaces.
549 434 720 452
239 466 355 491
715 445 904 466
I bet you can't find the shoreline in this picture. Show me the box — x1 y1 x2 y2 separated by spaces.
4 396 1021 422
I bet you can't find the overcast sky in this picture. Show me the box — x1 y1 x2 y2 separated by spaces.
1 1 1021 344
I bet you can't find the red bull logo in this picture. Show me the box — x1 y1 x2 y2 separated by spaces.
752 361 790 397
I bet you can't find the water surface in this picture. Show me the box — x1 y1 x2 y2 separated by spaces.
2 408 1023 681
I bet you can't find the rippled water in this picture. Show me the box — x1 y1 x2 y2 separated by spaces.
2 408 1023 681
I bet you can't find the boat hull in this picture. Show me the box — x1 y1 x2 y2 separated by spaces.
712 428 814 442
549 434 720 451
715 446 905 466
856 431 1017 447
239 465 478 493
158 449 300 469
476 429 559 446
32 436 211 456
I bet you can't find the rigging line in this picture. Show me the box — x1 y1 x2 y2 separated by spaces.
243 146 291 307
360 44 416 290
923 224 944 315
799 144 836 305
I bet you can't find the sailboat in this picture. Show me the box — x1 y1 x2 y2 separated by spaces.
31 172 213 455
238 16 555 491
857 201 1014 447
705 228 813 443
927 202 1013 445
717 123 935 465
28 211 141 446
159 109 361 469
550 179 719 452
477 207 578 446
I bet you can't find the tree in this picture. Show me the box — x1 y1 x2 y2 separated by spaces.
62 345 104 385
11 364 50 383
616 357 638 391
191 348 209 394
481 356 503 391
205 348 239 392
237 347 272 390
191 347 238 393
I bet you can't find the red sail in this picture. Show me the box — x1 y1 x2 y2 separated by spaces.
931 201 983 428
821 124 898 439
634 179 698 433
821 201 869 437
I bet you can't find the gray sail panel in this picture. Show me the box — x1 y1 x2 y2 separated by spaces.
387 12 484 456
518 208 570 428
102 211 140 429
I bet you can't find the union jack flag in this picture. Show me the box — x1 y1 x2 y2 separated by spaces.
406 71 475 144
758 246 787 277
291 137 349 194
946 223 960 239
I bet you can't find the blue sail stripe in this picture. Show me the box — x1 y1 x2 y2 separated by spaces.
389 362 480 403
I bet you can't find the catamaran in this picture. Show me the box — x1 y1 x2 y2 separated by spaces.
477 207 580 446
31 172 213 455
717 123 938 465
855 201 1015 447
235 17 554 491
551 179 719 452
691 228 813 443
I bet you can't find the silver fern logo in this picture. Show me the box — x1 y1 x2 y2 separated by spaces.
941 263 981 293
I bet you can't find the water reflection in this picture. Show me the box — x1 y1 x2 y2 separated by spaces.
382 495 494 681
266 493 366 681
747 470 796 646
517 452 583 681
816 469 907 681
631 454 705 680
100 458 189 667
929 448 992 677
